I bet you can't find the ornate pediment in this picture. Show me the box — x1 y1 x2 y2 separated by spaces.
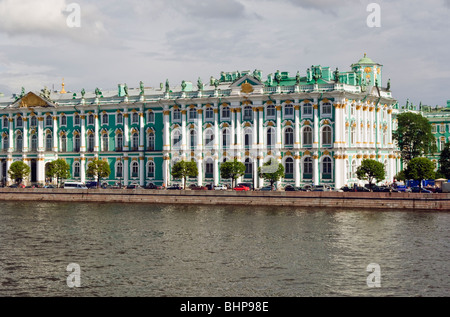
9 92 56 109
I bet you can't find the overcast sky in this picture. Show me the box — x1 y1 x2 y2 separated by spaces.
0 0 449 107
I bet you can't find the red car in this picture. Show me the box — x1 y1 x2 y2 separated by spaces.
233 185 250 191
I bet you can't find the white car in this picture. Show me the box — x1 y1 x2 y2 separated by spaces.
214 185 228 191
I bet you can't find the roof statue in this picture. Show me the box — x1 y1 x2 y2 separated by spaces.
387 79 391 91
274 70 282 86
220 72 226 82
124 84 129 96
20 87 26 98
253 69 262 81
267 74 273 86
296 71 300 85
197 77 203 91
95 88 102 97
40 86 51 100
140 81 145 95
81 88 86 98
160 82 164 90
214 79 220 90
334 68 340 83
210 76 215 86
165 80 170 93
181 80 187 92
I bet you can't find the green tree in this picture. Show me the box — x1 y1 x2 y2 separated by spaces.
171 160 198 190
439 142 450 179
220 159 246 189
86 159 111 188
46 159 71 188
395 170 407 182
356 159 386 191
405 157 436 192
8 161 31 185
258 159 285 190
393 112 437 163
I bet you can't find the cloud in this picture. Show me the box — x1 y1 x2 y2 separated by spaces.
0 0 107 43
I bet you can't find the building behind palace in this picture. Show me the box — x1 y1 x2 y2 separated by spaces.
0 55 402 188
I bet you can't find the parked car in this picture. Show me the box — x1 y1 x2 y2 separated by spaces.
238 183 254 191
260 186 274 191
167 185 183 190
126 184 141 190
410 187 432 193
285 185 301 192
233 185 250 191
191 186 208 191
214 185 228 191
145 183 158 190
44 185 56 189
64 182 88 189
312 185 331 192
302 185 314 192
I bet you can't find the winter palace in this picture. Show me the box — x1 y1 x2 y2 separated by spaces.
0 55 402 188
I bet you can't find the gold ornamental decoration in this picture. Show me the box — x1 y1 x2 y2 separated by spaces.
241 81 254 94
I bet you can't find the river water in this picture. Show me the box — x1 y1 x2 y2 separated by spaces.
0 201 448 297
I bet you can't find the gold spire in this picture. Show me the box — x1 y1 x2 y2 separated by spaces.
60 78 67 94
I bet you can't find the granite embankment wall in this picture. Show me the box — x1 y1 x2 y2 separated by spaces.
0 188 449 211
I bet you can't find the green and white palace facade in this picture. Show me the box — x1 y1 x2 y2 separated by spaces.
0 55 402 188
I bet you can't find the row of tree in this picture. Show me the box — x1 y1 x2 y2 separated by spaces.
6 159 111 188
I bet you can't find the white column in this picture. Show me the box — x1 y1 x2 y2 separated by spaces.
335 156 343 189
313 101 319 149
313 152 319 186
80 113 86 153
230 108 235 151
253 157 259 189
139 156 145 186
294 154 301 187
163 157 169 187
80 155 86 184
8 116 13 152
94 113 99 153
197 157 203 186
163 110 170 152
139 111 145 151
37 114 44 152
258 157 264 187
124 112 130 151
276 103 282 150
294 104 300 150
235 107 242 152
197 107 203 153
259 107 265 151
123 156 129 186
182 108 187 152
52 113 58 152
334 103 341 147
23 116 29 152
213 156 219 186
214 107 219 151
6 157 12 185
252 107 258 151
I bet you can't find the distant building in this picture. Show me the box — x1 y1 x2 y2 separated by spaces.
0 55 401 188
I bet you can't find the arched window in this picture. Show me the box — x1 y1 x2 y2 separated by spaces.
147 132 155 151
173 109 181 121
222 107 231 119
244 128 252 149
3 117 9 128
205 130 214 148
285 104 294 117
131 162 139 178
61 115 67 126
190 130 197 149
244 106 253 120
16 116 23 127
351 126 356 145
102 133 109 152
172 130 182 149
88 133 95 152
322 157 332 178
102 113 109 125
351 160 357 179
303 157 313 175
346 160 351 180
147 161 155 178
132 133 139 151
267 105 276 118
245 158 253 176
88 114 94 125
205 108 214 121
322 102 332 116
284 127 294 147
267 127 275 149
45 115 53 127
73 162 81 178
31 134 37 152
30 116 37 127
205 159 214 176
285 157 294 176
61 134 67 152
132 112 139 124
16 134 23 152
117 113 123 125
303 126 313 146
222 129 230 149
45 134 53 152
322 126 332 146
147 112 155 123
383 129 388 145
2 135 8 150
74 115 80 126
116 161 123 178
303 103 313 116
345 126 349 145
116 133 123 151
189 108 197 120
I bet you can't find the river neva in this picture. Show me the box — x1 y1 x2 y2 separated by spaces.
0 201 448 297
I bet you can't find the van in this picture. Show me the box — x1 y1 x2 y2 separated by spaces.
63 182 88 189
